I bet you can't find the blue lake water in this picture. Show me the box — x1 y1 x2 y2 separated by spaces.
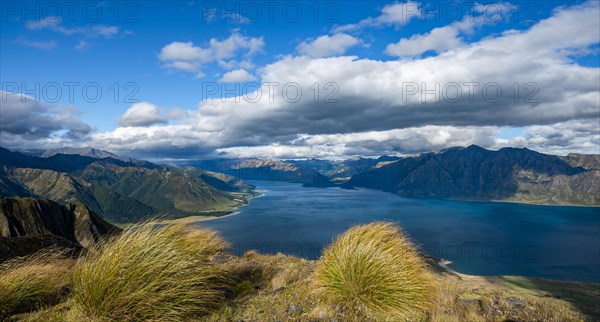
201 181 600 283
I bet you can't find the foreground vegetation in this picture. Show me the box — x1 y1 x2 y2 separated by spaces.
1 222 596 321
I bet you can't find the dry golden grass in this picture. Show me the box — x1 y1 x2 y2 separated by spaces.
167 224 230 257
429 277 589 322
314 222 436 321
71 223 226 321
5 222 595 322
0 249 73 319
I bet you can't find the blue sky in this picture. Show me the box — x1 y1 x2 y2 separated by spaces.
1 1 599 160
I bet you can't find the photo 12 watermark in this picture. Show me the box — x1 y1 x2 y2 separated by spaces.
1 81 140 104
1 1 139 23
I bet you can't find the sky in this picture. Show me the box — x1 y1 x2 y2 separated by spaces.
0 0 599 161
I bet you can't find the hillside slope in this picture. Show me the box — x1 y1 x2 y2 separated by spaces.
0 147 253 222
0 197 119 250
347 145 599 205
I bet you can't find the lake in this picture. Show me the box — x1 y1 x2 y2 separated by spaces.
201 181 600 283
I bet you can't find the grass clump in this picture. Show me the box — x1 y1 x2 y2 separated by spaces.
314 222 435 320
71 223 226 321
0 249 73 319
169 224 230 257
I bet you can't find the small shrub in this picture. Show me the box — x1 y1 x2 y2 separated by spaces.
72 223 226 321
314 222 435 320
0 249 73 319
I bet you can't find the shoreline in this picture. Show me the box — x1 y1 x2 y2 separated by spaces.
165 190 266 224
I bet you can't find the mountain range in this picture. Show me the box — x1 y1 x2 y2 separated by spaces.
1 144 598 229
0 147 253 223
345 145 600 205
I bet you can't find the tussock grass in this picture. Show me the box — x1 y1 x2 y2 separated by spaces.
0 249 73 319
168 224 230 257
314 222 435 320
71 223 226 321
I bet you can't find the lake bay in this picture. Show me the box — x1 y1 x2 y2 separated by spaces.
201 181 600 283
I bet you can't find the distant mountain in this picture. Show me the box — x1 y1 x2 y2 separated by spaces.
42 147 122 160
0 147 253 223
225 159 335 187
561 153 600 170
289 156 402 181
185 159 335 187
183 168 256 193
347 145 599 206
40 146 158 168
0 197 119 260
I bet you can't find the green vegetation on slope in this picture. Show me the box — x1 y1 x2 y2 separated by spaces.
0 147 256 223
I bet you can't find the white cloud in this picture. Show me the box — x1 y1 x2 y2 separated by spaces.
493 120 600 155
0 91 92 146
25 16 123 38
158 32 264 74
15 37 56 51
333 1 421 33
297 33 360 58
118 102 167 127
88 1 599 159
219 69 256 82
386 2 516 57
8 2 600 159
74 40 89 52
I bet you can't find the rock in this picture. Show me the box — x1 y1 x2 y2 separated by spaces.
285 304 304 315
506 297 524 307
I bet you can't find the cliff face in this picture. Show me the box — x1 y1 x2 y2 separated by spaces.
0 197 119 249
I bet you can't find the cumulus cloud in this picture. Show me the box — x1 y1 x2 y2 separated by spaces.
118 102 168 127
333 1 421 33
219 69 256 82
386 2 515 57
493 120 600 155
85 1 600 159
297 34 360 58
158 32 264 74
8 2 599 159
217 126 498 159
0 91 92 148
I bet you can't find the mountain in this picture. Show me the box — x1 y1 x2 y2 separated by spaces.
561 153 600 170
41 147 122 160
183 168 256 193
226 159 335 187
40 146 157 168
0 197 120 260
76 162 241 214
185 159 335 187
289 155 402 181
346 145 599 205
0 147 253 223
